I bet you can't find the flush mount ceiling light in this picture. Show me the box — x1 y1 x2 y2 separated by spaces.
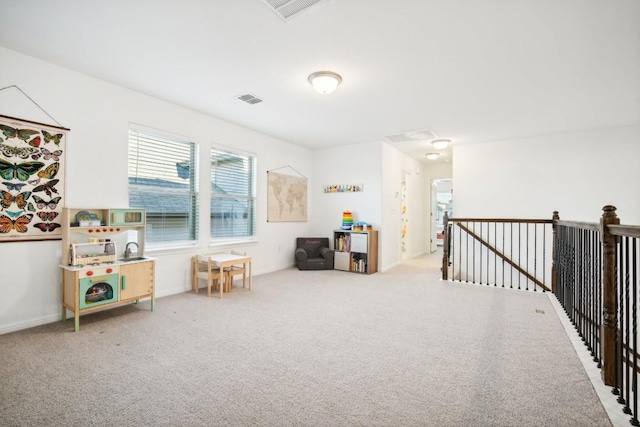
431 139 451 150
425 152 440 160
308 71 342 94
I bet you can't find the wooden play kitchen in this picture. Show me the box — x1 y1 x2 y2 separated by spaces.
60 208 155 332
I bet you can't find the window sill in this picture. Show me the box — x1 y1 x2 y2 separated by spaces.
208 238 258 250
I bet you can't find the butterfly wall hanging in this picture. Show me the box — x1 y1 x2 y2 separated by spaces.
33 179 59 197
2 181 27 192
0 143 39 159
42 130 63 146
31 148 62 161
0 159 44 181
0 190 31 210
0 115 68 242
0 125 39 141
0 213 33 234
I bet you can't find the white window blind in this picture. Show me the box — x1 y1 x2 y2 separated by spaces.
210 147 256 239
128 127 198 244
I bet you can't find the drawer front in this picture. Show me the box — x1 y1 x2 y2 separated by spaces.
334 252 350 271
350 233 368 253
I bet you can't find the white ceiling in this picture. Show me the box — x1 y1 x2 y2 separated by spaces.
0 0 638 164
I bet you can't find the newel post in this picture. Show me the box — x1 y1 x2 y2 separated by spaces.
442 211 449 280
551 211 559 294
601 205 620 386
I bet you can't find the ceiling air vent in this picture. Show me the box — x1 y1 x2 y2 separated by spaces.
259 0 329 21
236 93 263 105
384 130 436 143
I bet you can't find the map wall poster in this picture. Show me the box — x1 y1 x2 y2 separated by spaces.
0 115 68 242
267 171 307 222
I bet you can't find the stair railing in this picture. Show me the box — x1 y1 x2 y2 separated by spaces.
442 205 640 425
442 213 554 292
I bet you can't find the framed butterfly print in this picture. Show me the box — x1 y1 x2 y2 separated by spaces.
0 115 68 242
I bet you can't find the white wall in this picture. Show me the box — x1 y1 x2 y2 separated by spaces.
310 141 383 237
453 125 640 223
310 141 427 272
380 143 427 270
0 46 313 333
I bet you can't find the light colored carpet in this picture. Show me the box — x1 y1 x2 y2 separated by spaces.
0 255 612 426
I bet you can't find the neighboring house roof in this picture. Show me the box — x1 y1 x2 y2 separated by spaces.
128 177 246 214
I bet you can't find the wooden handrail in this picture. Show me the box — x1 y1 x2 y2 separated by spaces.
556 220 599 232
608 224 640 238
448 217 553 224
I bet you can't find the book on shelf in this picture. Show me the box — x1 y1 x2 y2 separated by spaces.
335 234 350 252
350 258 366 272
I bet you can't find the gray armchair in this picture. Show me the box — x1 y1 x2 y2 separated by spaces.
295 237 334 270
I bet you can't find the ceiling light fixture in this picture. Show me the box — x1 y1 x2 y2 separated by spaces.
308 71 342 94
425 152 440 160
431 139 451 150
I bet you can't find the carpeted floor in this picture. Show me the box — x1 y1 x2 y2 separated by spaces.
0 255 612 426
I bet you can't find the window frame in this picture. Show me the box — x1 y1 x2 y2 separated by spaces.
209 144 257 243
127 125 199 249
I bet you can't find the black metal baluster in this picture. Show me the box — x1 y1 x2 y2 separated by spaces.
567 226 572 318
510 222 514 289
624 237 632 415
564 228 573 323
615 239 624 401
568 225 573 312
613 236 621 397
533 223 537 292
542 224 553 292
564 225 569 308
584 229 588 341
523 223 527 290
564 225 568 302
493 222 504 287
596 230 602 367
488 222 491 286
590 229 595 355
585 230 595 356
556 226 563 306
594 229 600 364
472 221 476 284
465 221 469 283
570 226 576 326
579 229 585 343
518 222 521 290
502 222 505 287
451 223 456 281
481 222 484 285
458 222 462 282
631 237 639 426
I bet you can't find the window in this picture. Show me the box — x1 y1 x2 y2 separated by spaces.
210 146 256 240
128 127 198 244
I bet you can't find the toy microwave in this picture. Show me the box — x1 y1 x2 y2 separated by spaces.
109 208 146 226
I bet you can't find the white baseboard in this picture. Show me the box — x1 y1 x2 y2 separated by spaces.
0 314 62 335
380 261 401 272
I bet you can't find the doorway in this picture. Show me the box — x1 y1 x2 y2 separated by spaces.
430 179 453 253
